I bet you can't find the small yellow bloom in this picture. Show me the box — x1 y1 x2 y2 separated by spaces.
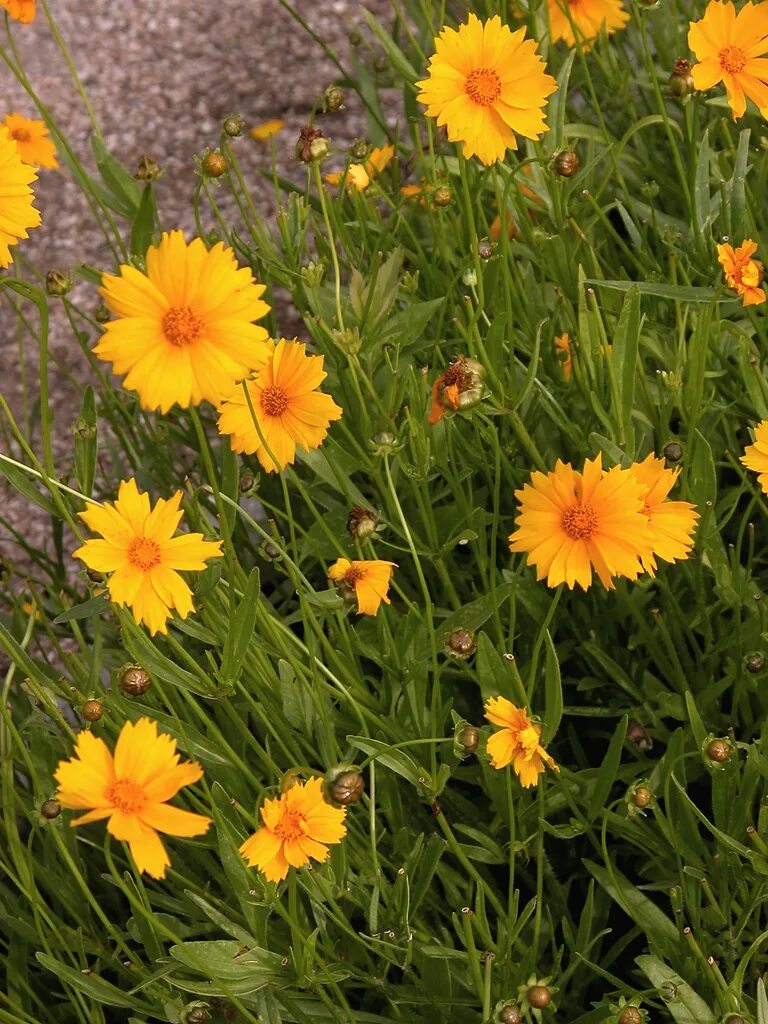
240 777 347 883
328 558 396 615
688 0 768 120
484 697 559 787
54 717 211 879
626 454 699 572
3 113 57 169
0 0 35 22
717 239 766 305
554 333 572 381
325 144 395 191
0 124 41 268
73 478 223 636
250 118 285 141
741 420 768 492
217 338 343 472
548 0 628 48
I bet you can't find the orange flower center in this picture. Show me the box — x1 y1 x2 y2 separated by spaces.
162 306 204 346
518 725 541 756
274 808 305 841
562 502 599 540
465 67 502 107
127 537 161 571
342 565 365 585
10 128 31 143
260 384 289 416
107 778 147 814
719 45 747 74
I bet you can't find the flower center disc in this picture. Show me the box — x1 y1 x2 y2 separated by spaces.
162 306 204 346
260 384 289 416
108 777 147 813
562 502 599 540
343 565 364 585
10 129 31 143
465 67 502 107
127 537 161 571
275 808 305 841
719 45 747 74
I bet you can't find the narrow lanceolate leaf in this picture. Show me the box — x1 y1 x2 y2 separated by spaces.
636 955 717 1024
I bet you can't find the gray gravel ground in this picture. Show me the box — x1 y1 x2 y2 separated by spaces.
0 0 392 577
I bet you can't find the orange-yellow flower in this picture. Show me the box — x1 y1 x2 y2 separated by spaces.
250 118 285 141
688 0 768 120
416 14 556 165
741 419 768 492
0 0 35 23
554 333 572 381
484 697 559 787
54 717 211 879
217 338 343 472
325 144 395 191
328 558 396 615
73 478 223 636
0 124 41 267
2 113 57 169
240 777 347 883
626 454 699 572
717 239 766 305
548 0 628 48
509 454 654 590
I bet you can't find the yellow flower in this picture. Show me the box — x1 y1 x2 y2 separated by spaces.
73 478 223 636
95 230 271 413
54 717 211 879
554 333 572 381
416 14 556 165
509 454 654 590
484 697 559 787
2 113 57 169
626 454 699 572
741 419 768 492
688 0 768 119
548 0 628 48
217 338 343 472
250 118 285 141
325 144 395 191
0 124 41 268
0 0 35 22
328 558 396 615
240 777 347 883
717 239 766 305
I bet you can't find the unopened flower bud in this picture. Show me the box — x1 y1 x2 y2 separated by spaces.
746 652 765 674
73 418 96 441
478 239 494 260
281 769 301 793
45 269 73 297
323 86 345 112
455 723 479 756
664 441 683 463
119 664 151 697
723 1016 746 1024
202 151 228 177
669 58 695 97
433 186 452 207
640 179 660 199
260 537 282 560
331 327 362 354
82 698 103 722
497 1005 522 1024
295 125 329 164
631 785 653 808
444 627 476 660
326 767 365 806
627 720 653 751
350 137 369 161
347 506 378 540
369 431 401 456
705 737 732 765
133 155 162 181
223 114 245 137
239 469 256 495
527 986 552 1009
462 268 478 287
554 150 580 177
93 302 110 323
618 1009 643 1024
183 1008 210 1024
300 260 325 287
40 799 61 819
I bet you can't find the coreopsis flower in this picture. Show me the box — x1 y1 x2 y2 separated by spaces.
95 231 271 413
328 558 396 615
73 478 223 635
400 178 438 207
741 420 768 492
484 697 559 787
325 144 395 191
0 0 35 22
240 777 347 882
688 0 768 120
428 356 486 424
554 333 572 381
54 718 211 879
0 125 41 268
627 454 699 572
416 14 556 165
548 0 628 48
3 113 57 169
509 454 654 590
217 338 343 472
717 240 766 305
250 118 285 141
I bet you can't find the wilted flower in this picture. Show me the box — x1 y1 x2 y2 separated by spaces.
484 697 559 787
428 356 486 424
554 333 572 381
328 558 396 616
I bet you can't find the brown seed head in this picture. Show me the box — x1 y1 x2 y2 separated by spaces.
527 986 552 1009
554 150 580 177
119 665 151 697
82 699 103 722
296 125 329 164
498 1004 522 1024
202 151 228 177
347 506 379 541
706 738 731 764
327 769 365 806
444 627 477 660
632 786 653 808
618 1009 643 1024
40 799 61 819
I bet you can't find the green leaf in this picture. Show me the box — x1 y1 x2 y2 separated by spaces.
758 977 768 1024
611 286 641 446
541 630 563 744
359 8 418 81
636 955 717 1024
587 715 627 821
129 183 157 256
586 280 728 303
219 567 260 688
421 583 512 660
91 134 141 218
684 691 708 751
53 593 109 624
73 385 97 497
585 861 679 945
549 50 576 151
694 128 713 235
683 303 714 430
348 736 430 791
730 128 751 241
279 659 316 733
0 459 57 515
36 953 149 1010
